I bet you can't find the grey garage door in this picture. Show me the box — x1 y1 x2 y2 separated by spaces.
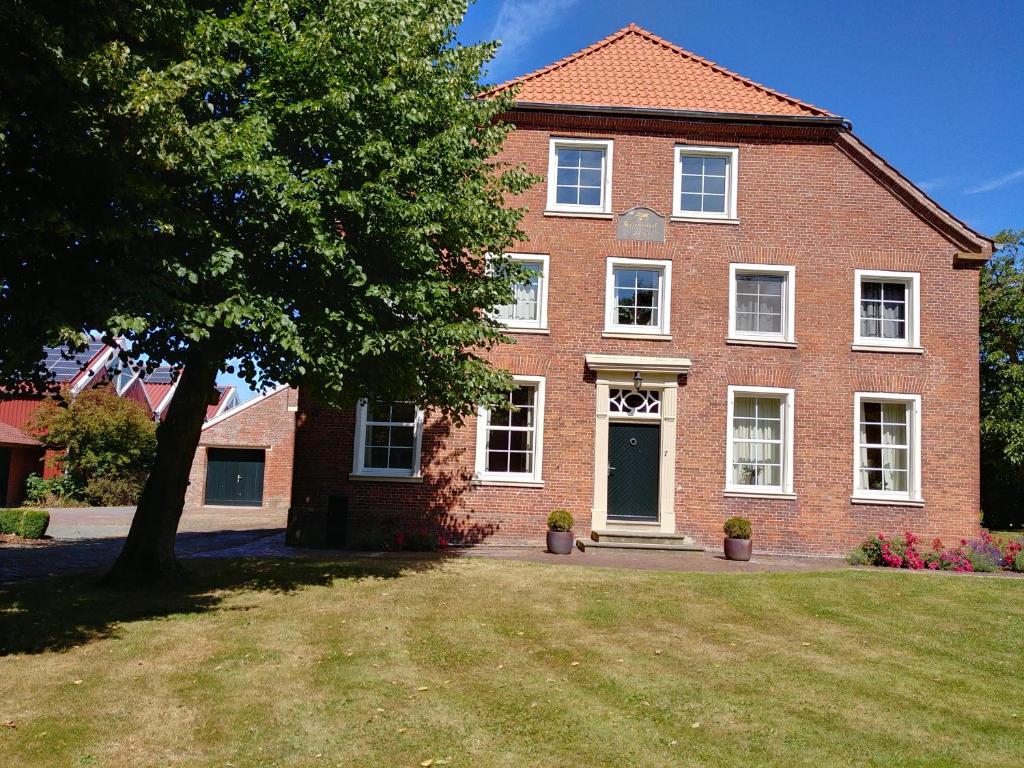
204 448 265 506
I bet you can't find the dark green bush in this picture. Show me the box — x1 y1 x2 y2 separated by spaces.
723 516 752 539
18 509 50 539
0 508 21 535
547 509 573 532
1013 551 1024 573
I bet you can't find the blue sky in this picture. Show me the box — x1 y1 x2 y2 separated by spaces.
223 0 1023 401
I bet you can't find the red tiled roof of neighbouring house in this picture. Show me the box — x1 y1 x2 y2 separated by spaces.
0 422 40 447
483 23 833 118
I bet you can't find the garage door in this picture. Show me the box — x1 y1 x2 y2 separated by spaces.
204 448 265 506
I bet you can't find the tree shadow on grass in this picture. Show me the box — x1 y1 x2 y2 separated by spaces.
0 554 445 657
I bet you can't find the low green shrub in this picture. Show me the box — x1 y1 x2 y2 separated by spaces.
723 516 752 539
846 545 871 566
18 509 50 539
1013 551 1024 573
0 508 21 535
24 473 81 506
547 509 573 532
0 508 50 539
965 546 1000 573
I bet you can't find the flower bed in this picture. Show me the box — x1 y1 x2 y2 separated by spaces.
849 530 1024 573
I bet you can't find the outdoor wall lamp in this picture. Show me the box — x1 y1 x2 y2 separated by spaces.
633 370 642 391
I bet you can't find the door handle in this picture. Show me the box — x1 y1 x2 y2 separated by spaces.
607 465 615 475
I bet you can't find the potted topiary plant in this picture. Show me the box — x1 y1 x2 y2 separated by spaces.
546 509 575 555
723 516 752 561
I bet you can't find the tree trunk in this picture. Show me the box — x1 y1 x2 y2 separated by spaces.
101 345 220 587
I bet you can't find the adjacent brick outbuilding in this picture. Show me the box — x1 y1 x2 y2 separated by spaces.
288 25 993 555
186 386 297 518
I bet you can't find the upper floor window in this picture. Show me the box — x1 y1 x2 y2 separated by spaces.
726 386 795 496
853 393 921 503
853 270 921 351
546 138 613 214
604 257 672 337
728 264 796 345
353 400 423 478
475 377 545 485
673 145 738 221
491 254 549 332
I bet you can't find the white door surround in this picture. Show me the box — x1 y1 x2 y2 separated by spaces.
585 354 692 534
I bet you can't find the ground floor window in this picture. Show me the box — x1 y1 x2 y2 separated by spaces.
854 393 921 502
204 448 265 506
475 376 545 484
353 400 423 477
725 386 794 495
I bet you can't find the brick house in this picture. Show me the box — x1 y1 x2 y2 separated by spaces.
288 25 993 554
184 386 297 517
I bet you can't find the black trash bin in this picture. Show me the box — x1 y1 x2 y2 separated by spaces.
325 493 348 548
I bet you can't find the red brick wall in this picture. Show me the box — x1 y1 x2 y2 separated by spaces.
186 387 297 514
290 115 982 555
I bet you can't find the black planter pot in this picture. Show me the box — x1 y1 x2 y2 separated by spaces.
547 530 575 555
724 537 752 561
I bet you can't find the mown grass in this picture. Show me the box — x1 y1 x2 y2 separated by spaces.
1 556 1022 767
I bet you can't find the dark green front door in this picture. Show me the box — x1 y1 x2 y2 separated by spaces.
204 448 265 506
607 423 660 521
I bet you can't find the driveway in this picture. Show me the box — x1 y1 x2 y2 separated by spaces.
0 506 287 584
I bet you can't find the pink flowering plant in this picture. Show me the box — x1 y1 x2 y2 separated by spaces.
848 529 1024 574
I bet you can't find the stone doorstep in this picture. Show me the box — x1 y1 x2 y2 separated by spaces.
579 530 705 552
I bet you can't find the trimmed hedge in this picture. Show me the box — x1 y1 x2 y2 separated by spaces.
0 508 51 539
547 509 573 532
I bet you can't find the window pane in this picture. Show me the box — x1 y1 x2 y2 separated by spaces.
682 174 702 193
681 156 703 175
702 194 726 213
486 451 509 473
704 175 726 195
703 157 727 176
389 425 415 448
556 167 579 186
556 186 578 205
366 446 389 468
389 447 413 471
861 282 882 301
681 193 702 211
578 149 603 168
579 168 602 187
556 148 580 167
578 186 602 206
487 429 510 451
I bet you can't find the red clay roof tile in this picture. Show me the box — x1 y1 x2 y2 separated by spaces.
485 23 832 118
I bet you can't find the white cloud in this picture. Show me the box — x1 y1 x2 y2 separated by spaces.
964 166 1024 194
488 0 582 74
915 177 949 194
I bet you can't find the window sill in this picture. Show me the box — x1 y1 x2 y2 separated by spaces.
850 495 924 507
670 215 740 225
543 209 613 220
349 473 424 484
602 331 672 341
471 477 544 488
727 337 797 349
500 327 550 335
724 490 797 500
851 344 924 355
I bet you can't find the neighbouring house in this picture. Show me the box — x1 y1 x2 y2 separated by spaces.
0 339 118 504
287 24 993 554
184 386 297 517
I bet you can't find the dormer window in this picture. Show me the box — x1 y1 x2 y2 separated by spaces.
546 138 613 215
672 145 738 221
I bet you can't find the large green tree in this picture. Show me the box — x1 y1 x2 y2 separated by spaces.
980 229 1024 528
1 0 533 584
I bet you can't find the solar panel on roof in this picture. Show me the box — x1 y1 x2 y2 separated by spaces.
39 340 108 382
144 367 179 384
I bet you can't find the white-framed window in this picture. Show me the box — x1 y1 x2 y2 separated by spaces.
491 253 549 331
546 137 613 214
728 263 796 344
604 257 672 337
725 386 795 495
673 145 739 220
853 392 922 503
853 270 921 350
352 400 424 478
474 376 545 484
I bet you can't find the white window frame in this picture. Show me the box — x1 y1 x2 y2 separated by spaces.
727 263 796 345
352 400 424 478
672 145 739 221
546 137 613 215
604 257 672 338
725 385 795 497
852 392 922 504
853 270 921 351
474 375 545 486
490 253 549 332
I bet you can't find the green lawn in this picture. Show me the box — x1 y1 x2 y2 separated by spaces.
1 557 1021 767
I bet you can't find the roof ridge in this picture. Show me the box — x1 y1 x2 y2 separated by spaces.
482 24 638 98
482 23 832 118
623 25 832 117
